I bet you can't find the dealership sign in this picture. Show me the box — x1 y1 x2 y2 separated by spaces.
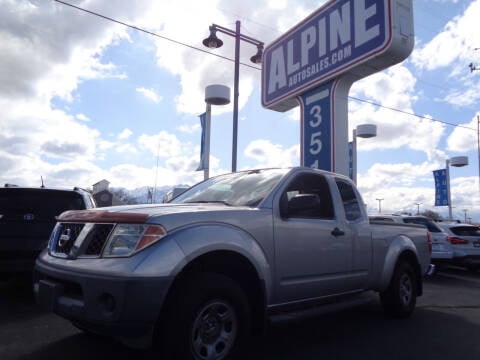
261 0 414 174
262 0 414 112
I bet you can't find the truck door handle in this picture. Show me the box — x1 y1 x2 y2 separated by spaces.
331 227 345 237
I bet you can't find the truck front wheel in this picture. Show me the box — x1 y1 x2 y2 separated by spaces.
380 261 417 318
162 272 251 359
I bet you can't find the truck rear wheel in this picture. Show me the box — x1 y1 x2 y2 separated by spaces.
380 261 417 318
161 272 251 360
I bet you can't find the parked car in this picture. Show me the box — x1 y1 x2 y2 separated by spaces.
35 167 432 358
0 185 96 280
369 214 452 266
437 222 480 272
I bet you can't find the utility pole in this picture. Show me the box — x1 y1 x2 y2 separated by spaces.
463 209 468 223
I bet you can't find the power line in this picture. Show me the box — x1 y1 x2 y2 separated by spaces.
52 0 476 133
52 0 261 71
348 96 476 131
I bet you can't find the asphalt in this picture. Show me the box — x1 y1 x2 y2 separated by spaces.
0 267 479 359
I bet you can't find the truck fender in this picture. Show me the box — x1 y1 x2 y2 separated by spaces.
379 235 419 292
167 223 272 299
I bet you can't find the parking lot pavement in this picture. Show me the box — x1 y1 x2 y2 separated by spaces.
1 267 480 360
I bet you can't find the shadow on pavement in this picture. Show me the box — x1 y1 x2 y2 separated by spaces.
247 305 477 360
2 270 479 360
5 304 478 360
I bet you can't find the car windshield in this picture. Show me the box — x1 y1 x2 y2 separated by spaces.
170 169 288 207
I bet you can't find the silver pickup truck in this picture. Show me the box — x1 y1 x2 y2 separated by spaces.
34 167 433 359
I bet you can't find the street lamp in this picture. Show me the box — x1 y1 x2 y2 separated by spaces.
352 124 377 184
446 156 469 221
202 84 231 180
376 198 384 213
203 21 264 172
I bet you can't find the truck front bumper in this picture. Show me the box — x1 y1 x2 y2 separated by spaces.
33 257 174 348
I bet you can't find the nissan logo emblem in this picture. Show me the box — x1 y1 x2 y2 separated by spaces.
58 228 72 248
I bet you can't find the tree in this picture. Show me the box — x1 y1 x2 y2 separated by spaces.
421 210 442 221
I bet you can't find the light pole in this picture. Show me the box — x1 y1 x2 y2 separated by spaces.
203 84 231 180
203 21 264 172
376 198 384 213
446 156 469 221
415 203 422 215
352 124 377 184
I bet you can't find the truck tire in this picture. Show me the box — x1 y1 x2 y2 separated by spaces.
380 261 417 318
162 272 251 360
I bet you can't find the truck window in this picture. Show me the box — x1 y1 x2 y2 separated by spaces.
335 179 362 221
281 173 334 219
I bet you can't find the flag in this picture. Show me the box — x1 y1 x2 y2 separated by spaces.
196 112 206 171
348 141 353 180
433 169 448 206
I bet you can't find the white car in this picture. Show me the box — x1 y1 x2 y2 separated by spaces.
437 223 480 272
369 215 452 266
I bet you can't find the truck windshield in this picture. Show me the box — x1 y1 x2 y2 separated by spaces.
170 169 288 207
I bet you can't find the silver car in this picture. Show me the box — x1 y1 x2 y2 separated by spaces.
437 223 480 272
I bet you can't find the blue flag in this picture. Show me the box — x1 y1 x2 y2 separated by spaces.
433 169 448 206
196 112 206 171
348 141 353 181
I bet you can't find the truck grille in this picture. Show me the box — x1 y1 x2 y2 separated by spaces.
84 224 114 255
50 223 114 258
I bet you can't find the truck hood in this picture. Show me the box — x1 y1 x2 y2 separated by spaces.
57 202 259 231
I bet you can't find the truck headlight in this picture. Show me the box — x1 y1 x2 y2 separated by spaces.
103 224 167 257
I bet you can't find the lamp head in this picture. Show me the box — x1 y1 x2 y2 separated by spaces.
202 26 223 48
250 44 264 64
449 156 468 167
355 124 377 138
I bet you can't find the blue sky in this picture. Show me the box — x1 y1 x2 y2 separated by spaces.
1 0 479 221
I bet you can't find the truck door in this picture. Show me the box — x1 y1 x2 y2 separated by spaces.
273 173 354 304
334 178 372 290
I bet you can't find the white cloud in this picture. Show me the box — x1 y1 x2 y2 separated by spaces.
243 139 299 168
350 65 446 161
118 128 133 140
358 162 437 192
136 87 162 103
358 160 479 219
178 123 201 134
116 143 138 154
411 0 480 106
138 131 182 158
76 113 90 122
447 113 479 153
412 0 479 73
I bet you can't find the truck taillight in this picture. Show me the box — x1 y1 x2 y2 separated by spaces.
447 236 469 245
427 232 432 254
